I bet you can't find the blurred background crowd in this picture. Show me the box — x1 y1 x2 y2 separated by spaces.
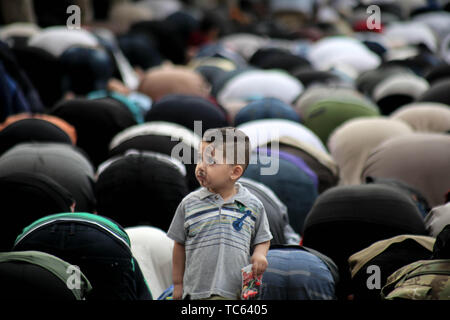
0 0 449 301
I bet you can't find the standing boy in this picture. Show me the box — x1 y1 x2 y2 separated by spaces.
167 127 273 300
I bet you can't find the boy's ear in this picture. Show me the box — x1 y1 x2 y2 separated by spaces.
230 164 244 181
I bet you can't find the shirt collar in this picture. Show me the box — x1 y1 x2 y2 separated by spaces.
197 182 252 208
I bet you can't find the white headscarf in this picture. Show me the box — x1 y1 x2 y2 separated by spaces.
126 226 174 299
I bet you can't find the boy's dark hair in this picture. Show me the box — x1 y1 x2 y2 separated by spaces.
202 127 251 173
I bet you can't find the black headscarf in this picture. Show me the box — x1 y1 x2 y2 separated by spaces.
0 41 44 113
51 98 137 168
292 69 342 88
249 47 312 74
109 134 199 192
11 45 64 109
118 33 162 70
0 118 72 156
0 142 96 213
95 152 189 231
59 46 115 96
418 78 450 105
432 224 450 259
144 94 229 135
0 172 74 251
302 184 427 299
129 20 187 65
425 63 450 85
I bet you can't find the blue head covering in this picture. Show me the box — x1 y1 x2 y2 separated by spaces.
243 151 318 235
234 97 301 126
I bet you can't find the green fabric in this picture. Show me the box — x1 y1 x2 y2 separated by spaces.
304 98 380 145
0 250 92 300
381 259 450 300
15 212 131 248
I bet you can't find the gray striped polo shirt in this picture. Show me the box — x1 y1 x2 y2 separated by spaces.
167 181 273 300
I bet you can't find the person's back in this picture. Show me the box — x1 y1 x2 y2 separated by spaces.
13 212 152 300
260 246 337 300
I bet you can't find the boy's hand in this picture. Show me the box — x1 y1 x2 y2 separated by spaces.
251 252 268 277
173 283 183 300
251 240 270 277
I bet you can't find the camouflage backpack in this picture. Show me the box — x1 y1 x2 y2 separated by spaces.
381 259 450 300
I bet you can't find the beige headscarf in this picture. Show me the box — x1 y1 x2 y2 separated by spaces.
390 102 450 133
328 117 413 185
107 2 154 34
361 133 450 208
138 64 210 101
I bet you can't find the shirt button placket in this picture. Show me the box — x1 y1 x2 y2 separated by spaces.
214 195 221 219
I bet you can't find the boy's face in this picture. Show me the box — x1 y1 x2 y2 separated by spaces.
195 141 241 191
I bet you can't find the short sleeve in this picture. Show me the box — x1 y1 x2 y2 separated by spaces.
251 201 273 246
167 199 187 244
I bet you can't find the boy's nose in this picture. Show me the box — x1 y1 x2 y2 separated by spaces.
196 160 205 171
196 163 206 175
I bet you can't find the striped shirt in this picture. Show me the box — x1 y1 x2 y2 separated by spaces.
167 182 273 300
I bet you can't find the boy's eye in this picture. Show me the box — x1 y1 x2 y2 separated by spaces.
197 152 216 165
205 156 216 165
